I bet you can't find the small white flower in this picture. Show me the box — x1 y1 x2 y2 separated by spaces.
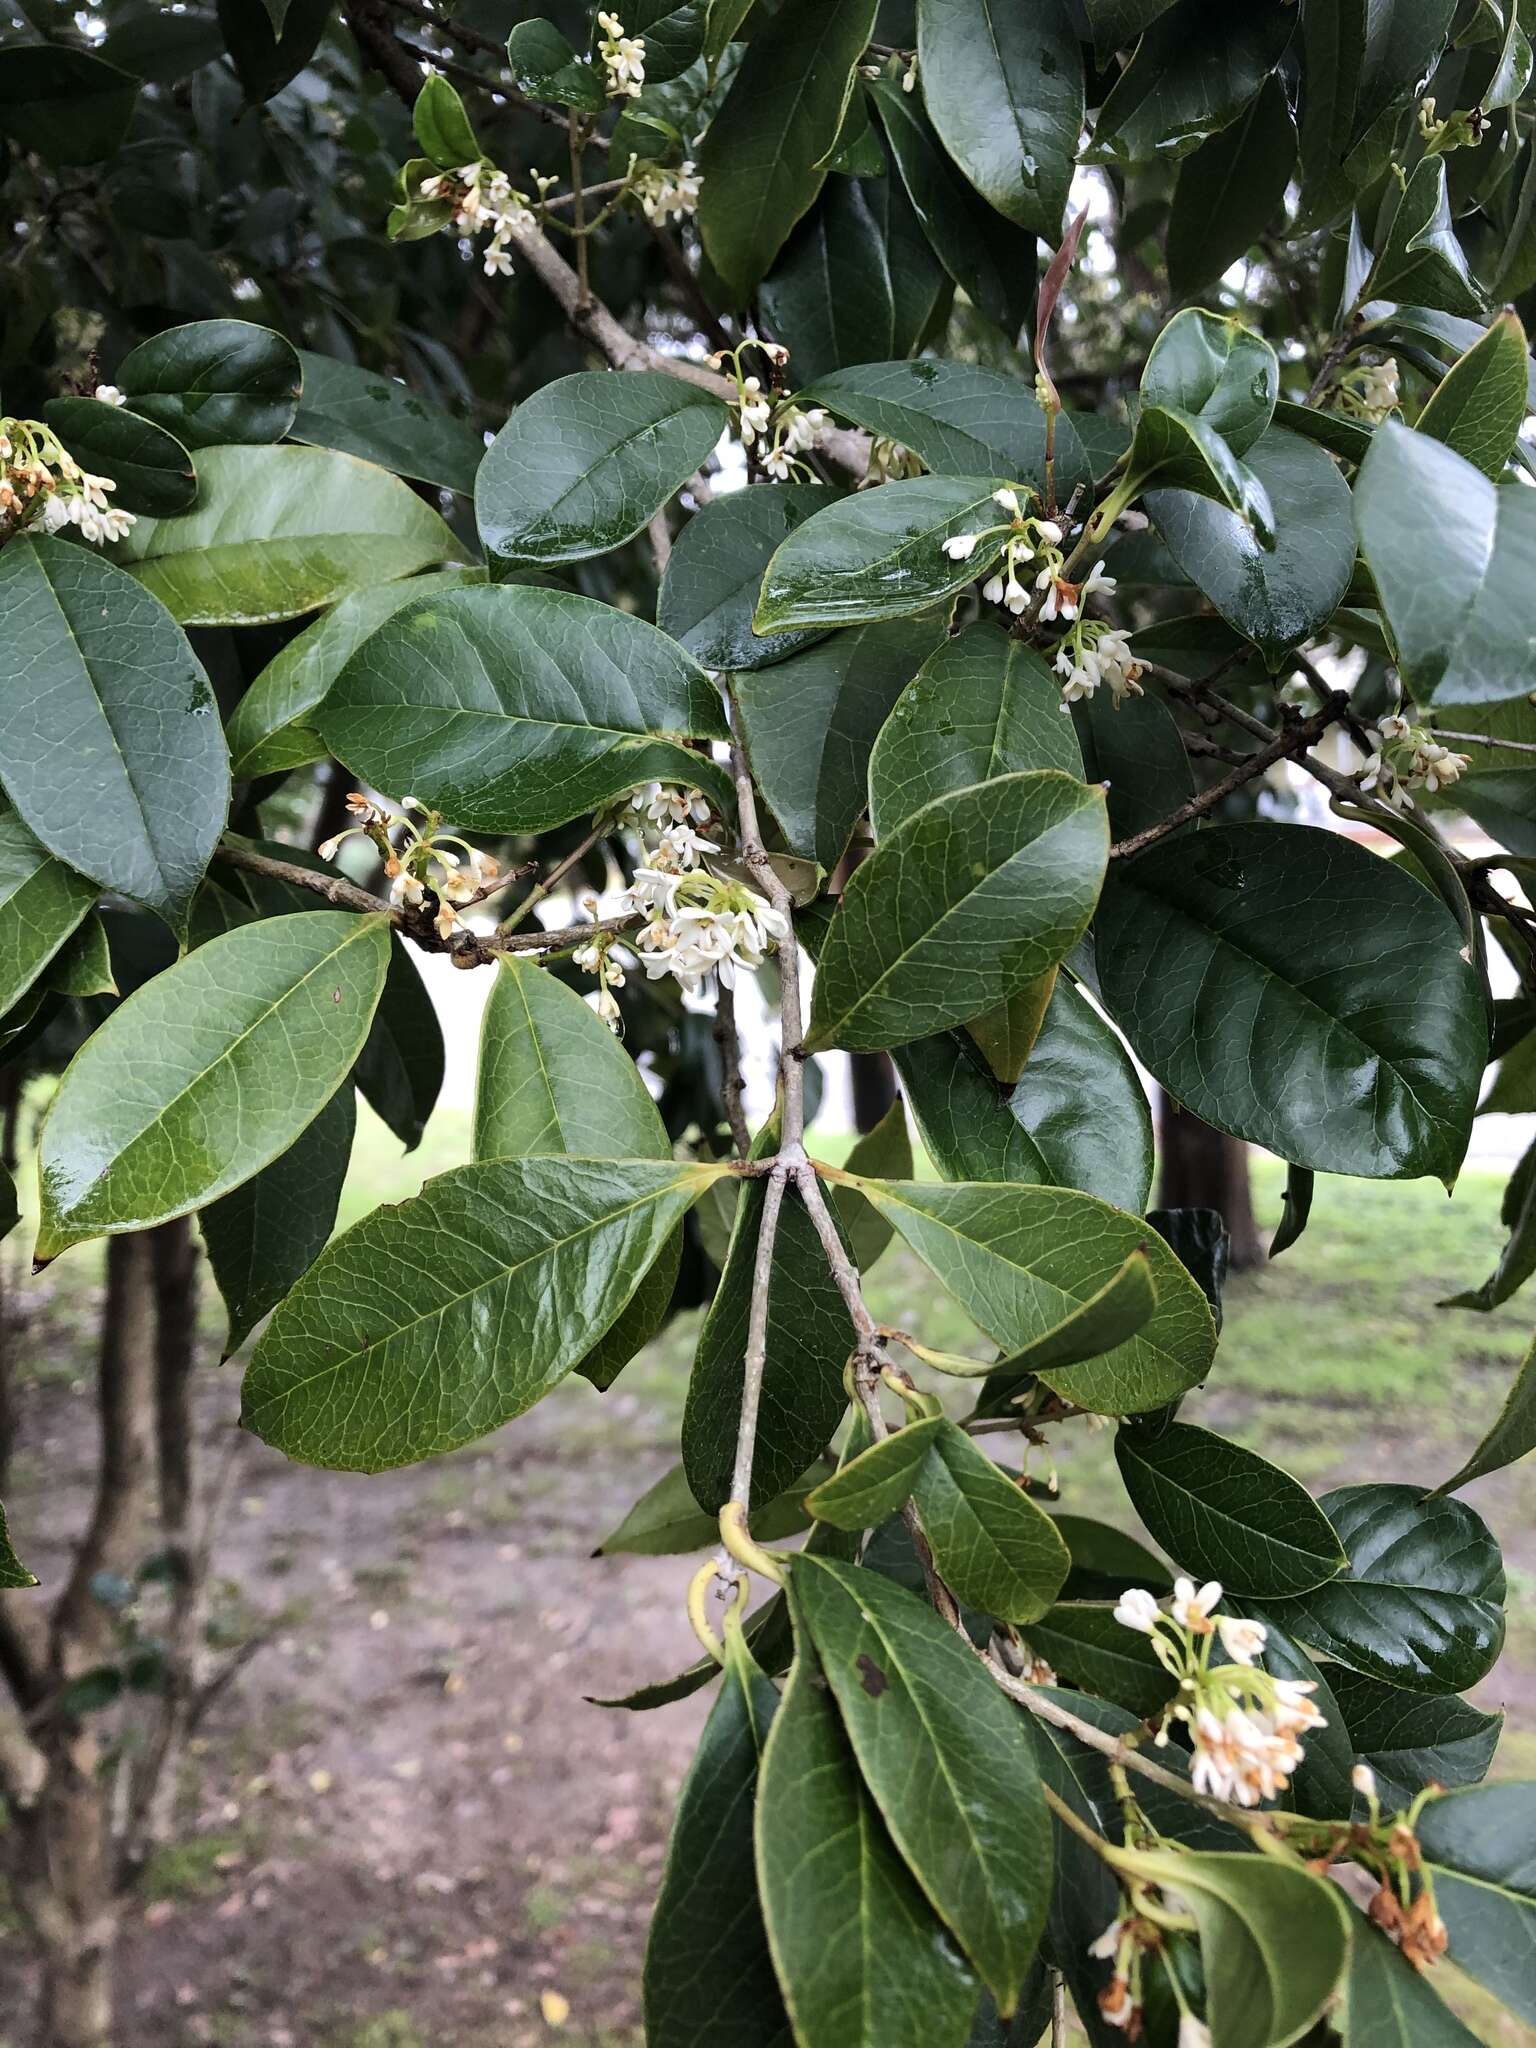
981 572 1006 605
1179 2018 1212 2048
1112 1588 1162 1636
94 384 126 406
1078 559 1117 605
1352 1763 1378 1800
1088 1915 1127 1960
942 531 981 561
1171 1577 1222 1632
598 10 646 96
39 492 70 533
992 486 1021 517
1037 518 1064 546
1216 1615 1267 1666
483 238 515 278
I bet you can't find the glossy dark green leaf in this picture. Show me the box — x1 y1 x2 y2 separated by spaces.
805 773 1108 1053
867 624 1083 840
292 352 485 497
832 1098 914 1274
112 446 463 625
1052 1514 1172 1600
1272 397 1375 463
913 1423 1069 1623
351 934 445 1155
1417 1782 1536 2024
597 1459 829 1557
996 1249 1157 1379
1444 1138 1536 1314
916 0 1082 239
1329 1668 1502 1812
1083 0 1179 58
756 1643 978 2048
243 1155 719 1471
684 1172 853 1514
0 45 138 165
790 1555 1051 2012
1341 1916 1483 2048
201 1085 355 1358
0 813 99 1017
1025 1604 1175 1718
42 396 196 518
44 913 114 1000
1140 308 1279 455
1270 1163 1314 1259
736 619 946 870
0 1498 35 1589
38 912 391 1257
1073 680 1198 847
1358 420 1536 707
1363 158 1486 318
759 176 947 384
1166 76 1297 298
1352 0 1457 143
845 1177 1216 1414
1096 822 1485 1180
755 476 1011 633
894 976 1154 1214
659 484 835 673
411 70 482 169
644 1632 792 2048
218 0 329 101
318 583 733 833
1264 1483 1505 1695
0 536 228 937
961 972 1057 1090
806 364 1086 499
1093 0 1296 167
505 17 606 111
116 318 302 449
1434 1329 1536 1493
697 0 878 299
475 372 727 569
1115 1421 1347 1597
225 567 484 781
1146 427 1354 668
1417 310 1530 482
805 1416 947 1531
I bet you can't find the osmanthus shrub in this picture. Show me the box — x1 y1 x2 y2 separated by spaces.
5 0 1536 2041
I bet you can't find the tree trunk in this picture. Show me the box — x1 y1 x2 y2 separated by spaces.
1156 1095 1264 1269
23 1727 118 2048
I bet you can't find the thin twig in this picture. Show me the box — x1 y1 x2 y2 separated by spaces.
727 1169 788 1515
714 979 751 1160
499 822 610 935
1051 1969 1067 2048
1431 729 1536 756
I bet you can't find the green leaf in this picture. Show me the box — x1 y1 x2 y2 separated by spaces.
201 1086 355 1358
759 178 948 385
0 536 229 937
659 484 836 673
844 1177 1216 1415
1270 1162 1314 1259
805 1416 948 1530
1083 0 1179 59
1417 1782 1536 2024
505 18 606 112
41 397 196 518
1417 310 1530 482
1053 1514 1172 1599
1166 75 1297 298
0 45 138 166
996 1248 1157 1379
1095 822 1485 1180
735 619 946 870
804 773 1108 1053
1072 677 1197 842
915 0 1082 239
1140 308 1280 454
1329 1668 1502 1811
242 1156 720 1471
1114 1421 1347 1597
218 0 329 101
683 1169 853 1513
1253 1617 1356 1822
1272 397 1376 463
1145 426 1354 668
475 956 670 1164
644 1632 792 2048
1444 1138 1536 1313
412 70 481 168
1434 1328 1536 1492
597 1459 830 1556
756 1643 978 2048
868 623 1082 842
354 935 445 1154
697 0 877 299
1091 0 1296 167
832 1098 914 1273
111 446 463 626
912 1423 1070 1623
45 914 115 1000
475 372 727 569
115 318 302 449
1099 1846 1349 2048
754 476 1013 632
1340 1916 1484 2048
1362 157 1486 318
0 1499 36 1590
318 583 733 834
1358 420 1536 708
798 362 1089 501
292 352 485 497
1024 1604 1176 1717
0 813 100 1017
789 1555 1051 2013
1264 1483 1505 1695
894 976 1154 1214
225 567 484 782
37 912 390 1258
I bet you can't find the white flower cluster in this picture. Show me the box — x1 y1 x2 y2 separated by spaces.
712 343 828 480
1357 710 1471 811
941 487 1066 616
1113 1577 1326 1808
618 784 789 998
419 161 536 277
320 793 501 941
598 11 645 97
1334 355 1401 424
1091 1911 1211 2044
1053 611 1145 712
0 415 136 546
633 158 701 226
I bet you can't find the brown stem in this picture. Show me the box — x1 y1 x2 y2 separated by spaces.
714 978 751 1160
500 822 611 935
